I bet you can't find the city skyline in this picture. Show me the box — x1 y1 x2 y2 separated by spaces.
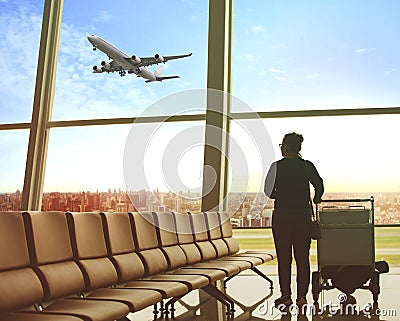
1 189 399 225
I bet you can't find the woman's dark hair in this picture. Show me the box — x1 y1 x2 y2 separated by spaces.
282 132 303 152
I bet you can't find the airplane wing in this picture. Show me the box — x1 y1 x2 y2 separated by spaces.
124 53 192 67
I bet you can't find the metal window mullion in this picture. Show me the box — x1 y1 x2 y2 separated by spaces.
222 0 233 211
202 0 233 212
21 0 63 211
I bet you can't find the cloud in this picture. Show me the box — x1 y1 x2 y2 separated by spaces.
180 0 198 5
271 43 287 49
268 67 284 74
247 25 269 39
354 47 374 54
180 0 203 22
385 68 398 75
273 76 292 83
92 10 113 23
273 57 294 65
242 53 257 63
305 73 320 79
191 14 200 22
250 25 265 33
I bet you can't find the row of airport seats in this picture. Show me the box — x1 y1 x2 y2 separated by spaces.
0 211 276 321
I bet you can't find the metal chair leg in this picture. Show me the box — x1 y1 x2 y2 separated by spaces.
251 267 274 289
202 284 235 314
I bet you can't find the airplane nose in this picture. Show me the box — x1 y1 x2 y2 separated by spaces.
87 35 96 45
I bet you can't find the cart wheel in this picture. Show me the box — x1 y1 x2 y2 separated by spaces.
312 271 321 307
370 271 380 304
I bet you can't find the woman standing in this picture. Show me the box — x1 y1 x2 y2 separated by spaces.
264 132 324 309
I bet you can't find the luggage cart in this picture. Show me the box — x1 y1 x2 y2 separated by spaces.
311 196 380 311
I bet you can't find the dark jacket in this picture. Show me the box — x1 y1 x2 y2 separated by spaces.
264 158 324 210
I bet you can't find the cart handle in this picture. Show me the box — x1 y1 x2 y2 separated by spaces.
319 197 374 203
315 196 374 216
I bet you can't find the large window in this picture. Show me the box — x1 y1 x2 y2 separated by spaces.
233 0 400 112
43 125 130 193
43 121 205 213
1 0 209 211
124 120 205 213
44 0 209 212
51 0 208 120
231 0 400 227
228 115 400 225
0 0 43 210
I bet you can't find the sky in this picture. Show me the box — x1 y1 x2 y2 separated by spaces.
0 0 400 195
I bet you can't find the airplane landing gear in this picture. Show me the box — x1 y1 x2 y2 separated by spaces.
92 47 96 51
119 70 126 77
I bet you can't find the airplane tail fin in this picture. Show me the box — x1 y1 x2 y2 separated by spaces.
154 65 164 77
151 64 180 82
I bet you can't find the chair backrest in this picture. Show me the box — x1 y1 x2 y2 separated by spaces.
101 212 145 282
190 213 217 261
174 212 194 244
24 211 86 301
218 212 239 255
66 212 118 290
173 212 202 264
204 212 229 257
153 212 187 269
0 212 43 312
130 212 168 276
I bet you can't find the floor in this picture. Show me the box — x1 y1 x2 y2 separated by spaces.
127 266 400 321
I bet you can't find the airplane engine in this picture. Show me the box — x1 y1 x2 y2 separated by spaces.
101 61 111 71
93 65 103 73
155 54 164 63
131 55 141 64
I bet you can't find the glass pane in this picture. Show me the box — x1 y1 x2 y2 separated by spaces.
43 125 131 212
43 121 205 212
0 130 29 210
0 1 44 123
52 0 208 120
125 121 205 212
44 125 130 194
233 1 400 112
228 114 400 225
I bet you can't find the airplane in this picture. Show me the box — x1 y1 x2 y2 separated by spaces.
87 34 192 83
